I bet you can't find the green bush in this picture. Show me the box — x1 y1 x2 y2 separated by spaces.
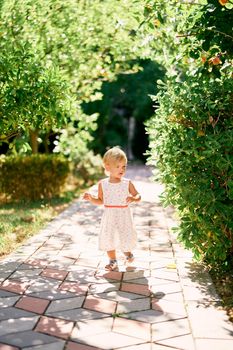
0 154 70 200
147 71 233 268
74 150 104 184
146 1 233 270
53 125 104 184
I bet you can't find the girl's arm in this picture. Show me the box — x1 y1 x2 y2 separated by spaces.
126 181 141 203
83 182 103 205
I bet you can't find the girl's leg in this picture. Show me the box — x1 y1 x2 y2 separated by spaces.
107 250 116 260
105 250 118 271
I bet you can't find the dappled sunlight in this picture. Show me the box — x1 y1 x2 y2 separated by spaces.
181 261 222 307
0 165 232 348
0 0 231 345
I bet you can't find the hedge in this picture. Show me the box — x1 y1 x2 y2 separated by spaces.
0 154 70 200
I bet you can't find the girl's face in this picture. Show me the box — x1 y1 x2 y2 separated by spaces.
106 159 127 180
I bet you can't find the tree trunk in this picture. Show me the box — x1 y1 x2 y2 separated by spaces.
127 116 135 161
29 129 39 154
43 133 50 153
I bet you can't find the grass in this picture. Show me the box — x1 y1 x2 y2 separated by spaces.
0 175 86 258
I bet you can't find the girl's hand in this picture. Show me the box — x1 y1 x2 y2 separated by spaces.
126 193 141 203
83 192 92 201
126 196 135 203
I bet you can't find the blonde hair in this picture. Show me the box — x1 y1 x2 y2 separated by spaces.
103 146 127 167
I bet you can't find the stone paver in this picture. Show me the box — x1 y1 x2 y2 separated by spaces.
71 331 145 349
120 282 151 296
0 345 19 350
0 165 233 349
0 307 36 321
186 301 233 339
47 308 109 322
9 269 43 280
35 316 74 339
121 345 176 350
71 318 113 339
24 277 61 294
151 318 191 341
40 268 68 281
122 309 185 324
97 290 144 301
152 297 187 316
95 270 123 282
46 296 85 313
0 291 17 298
0 280 29 294
66 342 102 350
15 296 50 314
156 334 195 350
25 259 48 269
116 296 150 313
113 317 151 341
0 296 20 308
195 339 233 350
84 295 117 314
88 282 121 294
28 289 78 300
0 316 39 336
59 281 89 295
22 341 65 350
0 262 21 274
0 330 59 348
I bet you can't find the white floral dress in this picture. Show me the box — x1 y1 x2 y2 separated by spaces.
99 177 137 251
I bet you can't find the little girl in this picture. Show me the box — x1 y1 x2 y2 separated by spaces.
83 146 141 271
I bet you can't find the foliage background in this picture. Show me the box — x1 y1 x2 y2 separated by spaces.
144 0 233 269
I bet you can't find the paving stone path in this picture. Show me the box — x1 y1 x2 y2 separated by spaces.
0 165 233 350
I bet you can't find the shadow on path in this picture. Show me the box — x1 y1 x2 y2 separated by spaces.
0 165 232 349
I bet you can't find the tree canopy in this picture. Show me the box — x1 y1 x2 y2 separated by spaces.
0 0 146 152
